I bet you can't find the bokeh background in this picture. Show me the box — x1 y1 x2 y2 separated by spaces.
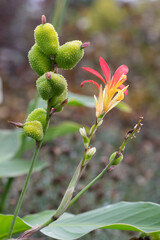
0 0 160 239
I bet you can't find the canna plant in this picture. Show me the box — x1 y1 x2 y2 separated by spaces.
0 14 160 240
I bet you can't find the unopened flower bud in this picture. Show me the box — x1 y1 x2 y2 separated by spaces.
79 127 87 138
86 147 96 160
109 152 123 165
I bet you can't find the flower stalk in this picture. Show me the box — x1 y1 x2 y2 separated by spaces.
34 117 143 233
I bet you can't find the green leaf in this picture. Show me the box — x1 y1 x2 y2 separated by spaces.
116 102 132 113
0 130 21 163
0 215 30 239
0 159 48 178
1 202 160 239
39 202 160 240
67 92 95 107
0 211 72 239
23 210 73 227
44 121 83 142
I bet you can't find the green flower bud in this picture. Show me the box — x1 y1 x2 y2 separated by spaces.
34 23 59 56
55 40 84 70
28 44 52 76
50 88 68 112
86 147 96 160
23 120 43 141
109 152 123 165
36 72 67 100
26 108 47 130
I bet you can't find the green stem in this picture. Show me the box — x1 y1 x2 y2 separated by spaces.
52 0 68 35
0 92 40 213
7 141 42 239
67 117 143 210
8 101 52 238
67 161 113 210
0 178 13 212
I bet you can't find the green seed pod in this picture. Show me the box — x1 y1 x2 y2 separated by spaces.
23 120 43 141
109 152 123 165
50 89 67 112
55 40 84 70
36 72 67 100
34 23 59 56
26 108 47 130
28 43 52 76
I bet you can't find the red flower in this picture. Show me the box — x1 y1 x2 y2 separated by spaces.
81 57 129 117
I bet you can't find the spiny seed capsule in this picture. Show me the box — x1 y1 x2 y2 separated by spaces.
34 22 59 57
26 108 47 130
50 89 68 112
55 40 84 70
28 43 52 76
23 120 43 141
36 72 68 100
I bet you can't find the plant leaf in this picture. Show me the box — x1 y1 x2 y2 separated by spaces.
23 210 73 227
67 92 95 107
116 102 132 113
0 211 72 239
0 159 48 178
44 121 83 142
0 130 21 163
1 202 160 239
0 215 30 239
39 202 160 240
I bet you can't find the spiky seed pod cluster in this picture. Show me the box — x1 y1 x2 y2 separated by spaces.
23 108 47 141
23 15 89 141
28 15 89 75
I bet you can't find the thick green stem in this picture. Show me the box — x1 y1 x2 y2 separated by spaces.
0 178 13 212
7 141 42 238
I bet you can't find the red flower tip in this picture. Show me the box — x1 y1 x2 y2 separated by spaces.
45 72 51 80
80 83 84 87
41 15 46 24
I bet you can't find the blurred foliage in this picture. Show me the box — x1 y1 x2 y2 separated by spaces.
87 0 127 31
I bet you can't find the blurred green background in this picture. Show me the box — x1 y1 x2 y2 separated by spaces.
0 0 160 239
